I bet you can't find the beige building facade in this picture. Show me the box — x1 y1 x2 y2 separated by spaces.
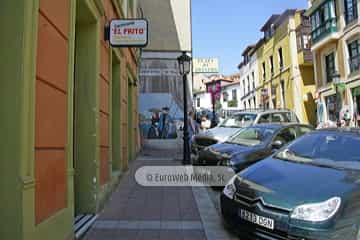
306 0 360 126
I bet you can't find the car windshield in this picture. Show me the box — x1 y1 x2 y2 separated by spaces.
228 127 275 146
275 132 360 169
219 114 257 128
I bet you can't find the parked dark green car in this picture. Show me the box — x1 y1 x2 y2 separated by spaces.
221 128 360 240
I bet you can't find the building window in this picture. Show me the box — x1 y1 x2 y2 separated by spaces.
278 48 284 70
271 86 277 109
247 76 250 93
197 98 200 107
344 0 358 24
325 52 336 83
348 39 360 73
270 56 274 76
280 80 286 108
243 80 246 95
262 62 266 81
223 92 228 102
310 0 337 43
232 89 237 101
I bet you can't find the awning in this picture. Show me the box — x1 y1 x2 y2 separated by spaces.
304 0 327 17
353 86 360 96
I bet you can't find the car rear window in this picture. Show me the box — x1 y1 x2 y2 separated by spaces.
219 114 257 128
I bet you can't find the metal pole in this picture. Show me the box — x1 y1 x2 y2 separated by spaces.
183 73 190 165
211 81 216 127
212 95 216 127
335 85 340 127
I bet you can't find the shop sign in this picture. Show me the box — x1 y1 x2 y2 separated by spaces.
109 19 148 47
193 58 219 73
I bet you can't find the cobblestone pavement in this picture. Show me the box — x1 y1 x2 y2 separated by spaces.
84 139 237 240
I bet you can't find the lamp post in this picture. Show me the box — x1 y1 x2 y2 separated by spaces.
177 52 192 165
211 81 217 127
331 71 341 127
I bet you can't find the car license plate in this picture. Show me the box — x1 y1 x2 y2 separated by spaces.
239 209 274 230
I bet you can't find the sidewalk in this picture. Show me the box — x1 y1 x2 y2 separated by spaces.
84 139 236 240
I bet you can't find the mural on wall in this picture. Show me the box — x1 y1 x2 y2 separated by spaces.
139 57 190 139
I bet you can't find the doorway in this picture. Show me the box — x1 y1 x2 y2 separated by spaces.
111 51 122 172
73 0 99 218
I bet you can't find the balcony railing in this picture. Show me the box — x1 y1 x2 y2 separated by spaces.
350 55 360 73
311 18 337 44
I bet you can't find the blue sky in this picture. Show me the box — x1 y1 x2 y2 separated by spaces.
192 0 308 75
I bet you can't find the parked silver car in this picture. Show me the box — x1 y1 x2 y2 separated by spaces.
192 108 300 154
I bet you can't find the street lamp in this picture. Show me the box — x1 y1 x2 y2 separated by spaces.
177 52 192 165
331 71 341 127
211 80 217 127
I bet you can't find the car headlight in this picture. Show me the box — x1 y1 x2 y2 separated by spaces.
291 197 341 222
223 175 238 199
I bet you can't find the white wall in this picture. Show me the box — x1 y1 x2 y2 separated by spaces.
194 92 212 110
140 0 192 52
221 84 241 110
239 53 259 109
170 0 192 52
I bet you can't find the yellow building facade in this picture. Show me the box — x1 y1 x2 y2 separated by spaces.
305 0 360 127
256 10 317 125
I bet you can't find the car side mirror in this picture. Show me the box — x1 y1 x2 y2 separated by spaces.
271 140 284 150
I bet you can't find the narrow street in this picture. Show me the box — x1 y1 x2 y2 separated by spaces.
84 139 237 240
3 0 360 239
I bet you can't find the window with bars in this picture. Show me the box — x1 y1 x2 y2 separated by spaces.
344 0 358 24
348 39 360 73
325 52 336 83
